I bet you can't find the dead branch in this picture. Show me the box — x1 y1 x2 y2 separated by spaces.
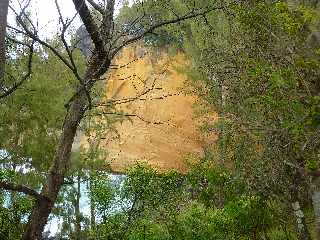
98 91 182 107
109 57 141 69
7 18 74 72
96 111 164 125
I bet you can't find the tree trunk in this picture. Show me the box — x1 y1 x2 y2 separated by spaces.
89 175 96 232
22 91 86 239
0 0 9 85
23 54 109 239
75 173 81 240
291 173 311 240
292 201 311 240
311 176 320 240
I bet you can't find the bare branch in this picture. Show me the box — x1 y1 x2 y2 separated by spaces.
109 57 141 69
0 39 34 99
54 1 92 108
96 91 181 110
0 181 47 201
54 0 82 82
95 111 164 125
7 12 75 72
6 2 92 105
111 5 224 58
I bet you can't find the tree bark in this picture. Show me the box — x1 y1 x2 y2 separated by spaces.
292 201 311 240
21 0 113 237
291 173 311 240
311 175 320 240
0 0 9 85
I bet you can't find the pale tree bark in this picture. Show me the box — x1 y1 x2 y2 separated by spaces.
0 0 9 85
311 175 320 239
292 201 311 240
291 173 311 240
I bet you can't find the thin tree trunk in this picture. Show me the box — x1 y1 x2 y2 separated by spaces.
292 201 311 240
75 173 81 240
22 91 86 239
291 173 311 240
0 0 9 85
23 54 109 239
89 175 96 232
218 77 226 166
311 176 320 240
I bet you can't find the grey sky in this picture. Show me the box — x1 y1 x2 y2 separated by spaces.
8 0 127 38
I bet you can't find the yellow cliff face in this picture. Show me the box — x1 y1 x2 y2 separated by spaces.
98 44 215 173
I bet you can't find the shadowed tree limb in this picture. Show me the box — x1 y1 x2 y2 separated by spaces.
72 0 105 54
0 181 48 202
87 0 105 14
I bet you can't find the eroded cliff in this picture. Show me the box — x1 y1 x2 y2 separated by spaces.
92 44 217 172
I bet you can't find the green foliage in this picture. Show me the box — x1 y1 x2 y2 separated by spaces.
73 1 320 239
0 48 82 171
174 0 320 199
88 161 290 240
0 193 34 240
170 196 274 240
90 171 115 220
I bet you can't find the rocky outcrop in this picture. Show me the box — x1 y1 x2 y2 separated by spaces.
88 44 217 172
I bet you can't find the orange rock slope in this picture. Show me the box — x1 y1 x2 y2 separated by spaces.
98 44 215 173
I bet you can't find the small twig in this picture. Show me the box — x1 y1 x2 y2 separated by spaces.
93 111 164 125
109 57 141 69
97 91 182 107
111 5 224 58
55 0 92 107
0 39 34 99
